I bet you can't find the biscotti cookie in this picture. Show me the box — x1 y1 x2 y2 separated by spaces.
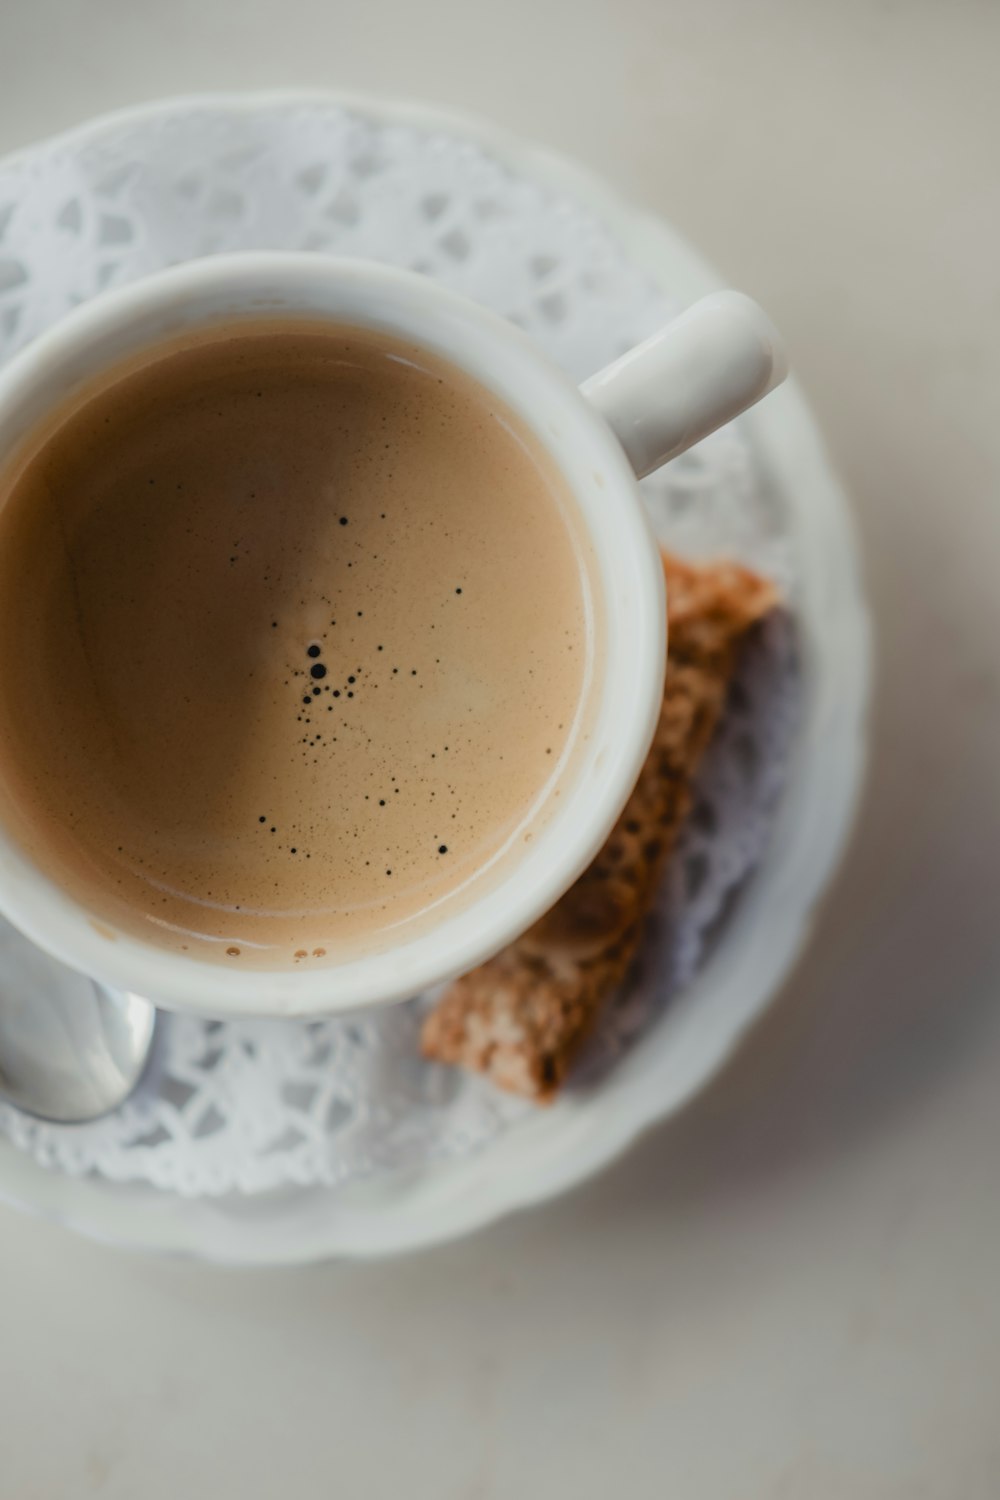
421 551 778 1102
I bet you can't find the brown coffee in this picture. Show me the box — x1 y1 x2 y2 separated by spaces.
0 322 596 964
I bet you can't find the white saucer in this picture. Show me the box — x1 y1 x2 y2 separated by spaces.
0 92 870 1263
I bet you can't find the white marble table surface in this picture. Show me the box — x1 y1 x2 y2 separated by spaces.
1 2 999 1495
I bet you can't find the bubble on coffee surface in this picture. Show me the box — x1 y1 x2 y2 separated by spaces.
256 596 493 893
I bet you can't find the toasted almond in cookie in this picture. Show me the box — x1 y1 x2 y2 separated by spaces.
420 550 778 1102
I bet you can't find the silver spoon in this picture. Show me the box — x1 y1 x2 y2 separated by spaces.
0 916 156 1123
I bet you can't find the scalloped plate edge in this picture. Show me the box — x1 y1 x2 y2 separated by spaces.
0 90 872 1263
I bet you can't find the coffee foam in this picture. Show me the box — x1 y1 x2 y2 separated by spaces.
0 322 598 964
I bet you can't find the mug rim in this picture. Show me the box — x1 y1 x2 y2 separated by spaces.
0 253 665 1016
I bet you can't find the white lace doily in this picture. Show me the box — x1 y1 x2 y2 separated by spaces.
0 98 799 1197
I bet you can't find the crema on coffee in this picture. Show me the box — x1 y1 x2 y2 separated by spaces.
0 322 598 964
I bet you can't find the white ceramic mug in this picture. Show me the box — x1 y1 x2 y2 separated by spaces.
0 254 785 1017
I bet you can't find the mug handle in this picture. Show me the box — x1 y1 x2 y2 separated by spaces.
581 291 788 478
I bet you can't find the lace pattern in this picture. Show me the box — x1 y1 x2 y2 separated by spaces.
0 99 798 1195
